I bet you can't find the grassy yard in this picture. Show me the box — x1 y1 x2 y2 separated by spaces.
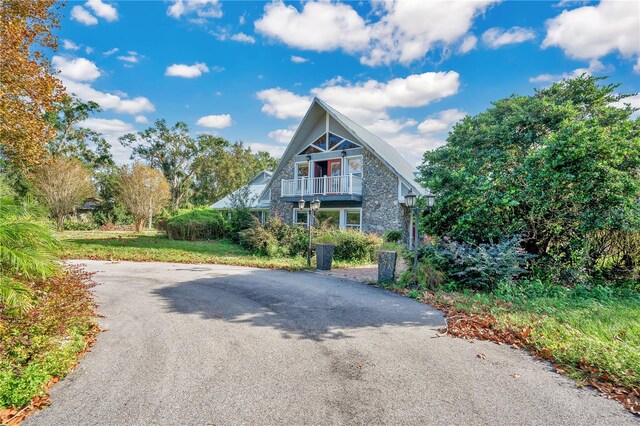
57 231 371 270
393 283 640 412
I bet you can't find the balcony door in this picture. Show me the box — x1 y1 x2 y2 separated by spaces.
327 158 342 194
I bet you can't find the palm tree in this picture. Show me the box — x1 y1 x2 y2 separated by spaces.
0 177 59 309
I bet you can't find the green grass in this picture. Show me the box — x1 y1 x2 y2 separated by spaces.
432 284 640 389
57 231 371 270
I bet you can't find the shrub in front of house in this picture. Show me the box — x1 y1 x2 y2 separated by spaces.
238 216 309 257
63 218 98 231
314 229 383 262
166 209 229 241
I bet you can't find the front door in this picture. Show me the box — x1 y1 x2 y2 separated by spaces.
327 159 342 193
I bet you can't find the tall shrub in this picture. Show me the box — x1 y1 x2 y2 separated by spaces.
117 164 171 232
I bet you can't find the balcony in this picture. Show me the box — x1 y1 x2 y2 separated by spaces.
281 174 363 202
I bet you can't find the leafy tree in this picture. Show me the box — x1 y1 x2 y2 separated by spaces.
117 164 171 232
419 76 640 276
45 96 114 169
0 0 64 169
32 157 95 230
0 177 59 309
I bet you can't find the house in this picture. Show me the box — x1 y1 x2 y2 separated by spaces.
259 98 427 243
210 171 272 223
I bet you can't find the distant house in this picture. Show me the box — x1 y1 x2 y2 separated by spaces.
76 197 101 220
210 171 272 223
258 98 427 243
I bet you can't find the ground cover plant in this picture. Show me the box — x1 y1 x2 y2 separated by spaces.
166 208 229 241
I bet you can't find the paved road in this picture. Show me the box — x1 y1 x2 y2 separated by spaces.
27 260 635 425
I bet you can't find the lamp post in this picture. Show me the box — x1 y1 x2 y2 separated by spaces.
404 189 435 287
299 197 321 267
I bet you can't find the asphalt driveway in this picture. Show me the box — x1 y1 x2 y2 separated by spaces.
27 260 635 425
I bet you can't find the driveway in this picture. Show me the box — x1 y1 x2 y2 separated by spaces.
27 260 635 425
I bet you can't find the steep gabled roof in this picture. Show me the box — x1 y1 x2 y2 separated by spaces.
262 98 426 199
210 171 272 209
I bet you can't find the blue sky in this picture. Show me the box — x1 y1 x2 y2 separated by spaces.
52 0 640 164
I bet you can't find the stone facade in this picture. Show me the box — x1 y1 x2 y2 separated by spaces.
269 147 412 242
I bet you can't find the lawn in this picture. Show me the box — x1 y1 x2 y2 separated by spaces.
396 283 640 412
57 231 371 270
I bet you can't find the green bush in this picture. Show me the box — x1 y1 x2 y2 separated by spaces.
238 216 309 257
316 229 382 262
384 230 402 244
166 209 229 240
63 218 98 231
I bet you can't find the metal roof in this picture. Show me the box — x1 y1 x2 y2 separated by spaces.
210 171 272 209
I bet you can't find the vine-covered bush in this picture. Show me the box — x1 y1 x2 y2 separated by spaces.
422 235 534 291
238 216 308 257
166 209 229 240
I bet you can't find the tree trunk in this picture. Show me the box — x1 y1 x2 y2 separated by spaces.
56 215 64 231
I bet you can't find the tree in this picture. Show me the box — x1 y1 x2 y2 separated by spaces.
419 76 640 275
120 120 199 210
45 96 114 169
191 140 278 205
32 157 95 230
117 164 171 232
0 176 59 309
0 0 64 169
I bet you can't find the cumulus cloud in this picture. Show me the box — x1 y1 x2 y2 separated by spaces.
52 56 101 82
247 142 285 158
482 27 536 48
291 55 309 63
63 39 80 51
268 128 296 144
118 52 141 64
256 88 312 120
529 59 607 83
543 0 639 70
418 109 467 134
196 114 232 129
254 0 498 66
458 35 477 54
230 32 255 43
135 115 148 124
103 47 119 56
165 62 210 78
255 1 370 53
167 0 222 20
71 6 98 25
85 0 118 22
61 78 155 115
610 93 640 118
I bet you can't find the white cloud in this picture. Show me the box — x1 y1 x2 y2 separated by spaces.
103 47 119 56
52 56 101 82
311 71 461 122
256 88 312 119
362 0 498 65
610 93 640 118
118 54 139 64
482 27 536 48
635 57 640 73
255 1 370 53
458 34 477 54
167 0 222 20
80 118 135 164
268 128 295 144
529 59 607 83
61 78 155 115
230 32 255 44
418 108 467 134
85 0 118 22
85 46 94 54
543 0 639 69
247 142 285 158
196 114 232 129
254 1 497 66
165 62 209 78
71 6 98 25
63 39 80 51
291 55 309 63
134 115 148 124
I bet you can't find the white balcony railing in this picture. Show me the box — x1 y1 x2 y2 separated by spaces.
281 174 362 197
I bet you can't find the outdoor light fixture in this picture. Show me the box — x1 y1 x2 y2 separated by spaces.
311 198 321 212
306 155 312 162
298 198 305 210
426 193 435 208
404 188 416 207
341 149 347 158
404 188 435 288
302 198 321 268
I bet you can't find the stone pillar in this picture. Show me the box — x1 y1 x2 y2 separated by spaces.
316 243 335 271
377 250 397 283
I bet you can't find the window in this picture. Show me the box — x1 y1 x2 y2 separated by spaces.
294 209 309 226
315 210 340 228
295 162 309 178
335 140 359 150
347 156 363 177
327 133 342 150
345 210 361 230
297 132 360 155
300 145 322 155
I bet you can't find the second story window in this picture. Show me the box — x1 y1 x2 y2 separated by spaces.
347 156 363 177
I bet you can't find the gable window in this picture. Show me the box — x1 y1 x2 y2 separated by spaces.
296 132 360 155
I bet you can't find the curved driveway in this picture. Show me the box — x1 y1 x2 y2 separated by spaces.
27 260 635 425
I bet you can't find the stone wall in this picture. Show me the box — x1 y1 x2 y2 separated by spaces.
269 157 295 223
